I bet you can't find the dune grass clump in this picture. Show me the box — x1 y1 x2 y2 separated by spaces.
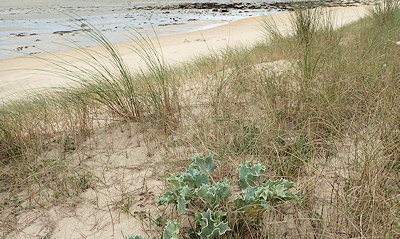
369 0 400 25
131 35 181 129
46 26 180 127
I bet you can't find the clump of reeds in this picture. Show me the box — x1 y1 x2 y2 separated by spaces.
51 24 180 129
369 0 400 25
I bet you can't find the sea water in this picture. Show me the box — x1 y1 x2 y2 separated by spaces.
0 0 285 59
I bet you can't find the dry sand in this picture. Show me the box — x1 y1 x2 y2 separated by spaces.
0 5 370 101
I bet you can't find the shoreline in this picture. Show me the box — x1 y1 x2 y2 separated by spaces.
0 4 371 100
0 0 373 61
0 0 373 9
0 7 277 60
132 0 373 11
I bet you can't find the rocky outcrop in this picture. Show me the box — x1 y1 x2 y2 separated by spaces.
131 1 373 12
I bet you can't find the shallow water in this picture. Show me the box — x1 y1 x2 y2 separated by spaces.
0 1 285 59
0 0 280 8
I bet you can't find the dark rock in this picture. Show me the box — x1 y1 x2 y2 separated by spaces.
15 33 27 37
135 1 372 12
52 29 90 35
53 30 74 35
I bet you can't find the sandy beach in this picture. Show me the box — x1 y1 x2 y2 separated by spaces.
0 4 371 101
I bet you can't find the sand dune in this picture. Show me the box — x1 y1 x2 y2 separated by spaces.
0 4 378 239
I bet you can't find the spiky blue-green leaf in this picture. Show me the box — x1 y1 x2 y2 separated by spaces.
157 190 177 206
177 186 192 213
235 179 299 211
124 236 146 239
167 175 185 188
182 166 211 188
167 167 210 189
280 179 295 189
157 186 193 214
163 220 181 239
196 209 231 239
239 161 266 187
160 165 210 213
259 179 298 203
191 153 217 174
196 180 232 208
235 185 269 211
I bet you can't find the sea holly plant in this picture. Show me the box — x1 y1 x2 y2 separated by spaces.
154 154 300 238
235 179 299 211
167 165 211 189
196 209 231 239
124 236 146 239
196 180 232 208
158 183 194 214
239 161 266 187
124 220 181 239
157 158 212 213
163 220 181 239
191 153 217 174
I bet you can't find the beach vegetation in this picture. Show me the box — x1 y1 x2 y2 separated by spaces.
130 154 299 238
1 1 399 238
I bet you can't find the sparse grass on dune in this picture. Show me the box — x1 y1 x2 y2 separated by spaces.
175 3 399 237
1 2 400 238
0 91 92 166
0 26 181 229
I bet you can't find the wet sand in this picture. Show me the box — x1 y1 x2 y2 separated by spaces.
0 3 277 60
0 4 370 101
